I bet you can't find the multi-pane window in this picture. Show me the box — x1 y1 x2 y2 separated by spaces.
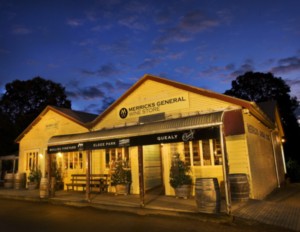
179 139 222 167
105 147 130 169
63 152 83 170
26 151 39 171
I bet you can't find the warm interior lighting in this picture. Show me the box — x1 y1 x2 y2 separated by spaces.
281 138 286 143
39 153 43 158
57 152 62 157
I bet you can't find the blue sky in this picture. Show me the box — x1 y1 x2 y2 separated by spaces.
0 0 299 114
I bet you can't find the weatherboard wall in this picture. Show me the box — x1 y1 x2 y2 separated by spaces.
18 109 89 182
93 79 239 130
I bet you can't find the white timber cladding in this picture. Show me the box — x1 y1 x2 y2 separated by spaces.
19 109 89 183
93 79 238 130
244 113 278 199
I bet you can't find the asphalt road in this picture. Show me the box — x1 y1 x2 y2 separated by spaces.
0 199 292 232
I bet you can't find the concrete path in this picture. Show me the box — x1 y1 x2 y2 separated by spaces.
232 183 300 231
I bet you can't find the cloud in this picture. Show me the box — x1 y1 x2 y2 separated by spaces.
179 10 219 33
97 63 121 77
99 39 131 56
115 79 133 91
11 25 31 35
137 58 162 70
175 66 194 75
81 63 121 77
80 86 105 100
66 18 84 27
118 15 147 30
230 59 254 78
154 9 220 45
270 56 300 74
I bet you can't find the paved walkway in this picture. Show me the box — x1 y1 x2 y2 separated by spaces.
231 183 300 231
0 183 300 231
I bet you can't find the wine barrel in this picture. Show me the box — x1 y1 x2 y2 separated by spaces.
195 178 221 214
39 178 49 199
229 173 249 202
14 173 26 190
4 173 14 189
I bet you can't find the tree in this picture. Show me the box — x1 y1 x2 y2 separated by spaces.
0 76 71 155
224 71 300 165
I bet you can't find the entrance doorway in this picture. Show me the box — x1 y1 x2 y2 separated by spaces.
143 145 164 197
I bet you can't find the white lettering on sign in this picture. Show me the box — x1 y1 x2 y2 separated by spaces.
157 134 178 141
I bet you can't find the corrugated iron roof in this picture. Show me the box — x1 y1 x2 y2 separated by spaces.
48 111 223 146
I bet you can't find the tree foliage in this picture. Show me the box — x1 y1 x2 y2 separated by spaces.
224 71 300 164
0 77 71 155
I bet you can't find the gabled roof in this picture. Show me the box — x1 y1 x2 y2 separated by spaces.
15 106 97 143
90 74 275 129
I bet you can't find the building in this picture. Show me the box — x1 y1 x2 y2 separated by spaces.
16 74 286 205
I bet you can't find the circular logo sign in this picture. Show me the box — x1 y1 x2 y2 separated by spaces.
119 108 128 119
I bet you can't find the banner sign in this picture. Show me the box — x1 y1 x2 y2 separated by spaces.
48 127 219 154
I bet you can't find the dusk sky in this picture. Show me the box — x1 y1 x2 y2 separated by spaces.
1 0 299 114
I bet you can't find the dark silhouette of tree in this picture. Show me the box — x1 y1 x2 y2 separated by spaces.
224 71 300 165
0 77 71 155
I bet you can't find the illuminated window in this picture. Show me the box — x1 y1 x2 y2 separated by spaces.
202 139 211 165
105 147 129 169
63 152 83 170
26 151 39 171
182 139 222 167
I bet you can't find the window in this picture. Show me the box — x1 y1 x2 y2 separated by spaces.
63 152 83 170
183 139 222 167
26 151 38 171
202 139 211 166
106 147 129 169
183 142 191 165
192 141 201 166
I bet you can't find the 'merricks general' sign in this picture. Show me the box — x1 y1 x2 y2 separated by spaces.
118 93 189 119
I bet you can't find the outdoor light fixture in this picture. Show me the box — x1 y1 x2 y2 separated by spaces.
281 138 286 143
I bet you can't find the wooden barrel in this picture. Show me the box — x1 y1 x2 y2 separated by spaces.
4 173 14 189
14 173 26 190
195 178 221 214
39 178 49 199
229 173 249 202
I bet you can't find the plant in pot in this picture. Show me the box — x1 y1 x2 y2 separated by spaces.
27 169 42 190
169 153 192 199
111 159 132 195
51 161 63 191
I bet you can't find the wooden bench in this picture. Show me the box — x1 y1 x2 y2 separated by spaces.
66 174 109 193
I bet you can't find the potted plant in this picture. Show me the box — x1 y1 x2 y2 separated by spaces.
111 159 132 195
169 153 192 199
27 169 41 190
51 161 63 191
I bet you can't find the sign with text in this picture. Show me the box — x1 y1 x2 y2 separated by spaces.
118 92 189 119
48 127 220 154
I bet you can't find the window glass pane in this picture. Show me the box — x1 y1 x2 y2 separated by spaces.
183 142 191 166
192 141 201 166
63 153 68 170
79 153 83 169
213 139 222 165
202 140 211 165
